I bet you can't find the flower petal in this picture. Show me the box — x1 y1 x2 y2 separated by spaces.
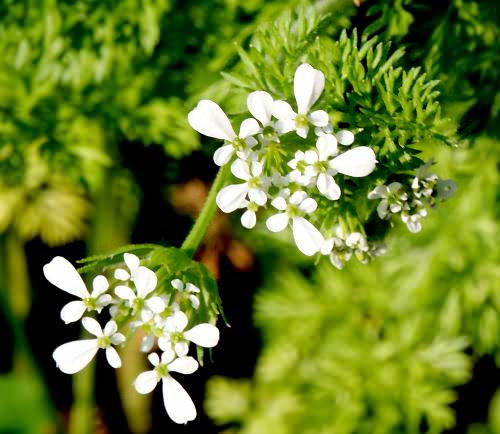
241 210 256 229
115 285 136 301
148 352 160 366
308 110 329 127
189 295 200 310
216 183 249 213
134 370 160 394
271 196 287 211
247 91 274 125
316 134 338 160
103 320 118 337
161 348 176 365
289 191 307 205
174 341 189 357
124 253 140 271
272 100 296 120
368 185 389 199
238 118 260 139
162 376 197 424
266 213 289 232
43 256 89 298
336 130 355 146
292 217 324 256
171 279 184 291
146 296 166 314
213 144 235 166
317 173 341 200
82 317 103 337
294 63 325 114
53 339 99 374
134 266 158 298
168 356 199 375
188 100 236 141
90 275 109 297
330 147 377 177
185 283 200 293
106 347 122 368
184 324 220 348
60 301 87 324
248 188 267 206
172 311 188 331
298 197 318 214
231 159 251 181
114 268 130 281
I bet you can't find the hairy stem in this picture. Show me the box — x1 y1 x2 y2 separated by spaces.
181 164 230 257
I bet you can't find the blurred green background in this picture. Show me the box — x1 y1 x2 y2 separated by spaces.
0 0 498 433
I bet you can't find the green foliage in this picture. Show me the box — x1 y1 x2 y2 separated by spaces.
204 2 499 433
0 373 52 433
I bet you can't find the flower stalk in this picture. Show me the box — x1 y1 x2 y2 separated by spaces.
181 164 231 257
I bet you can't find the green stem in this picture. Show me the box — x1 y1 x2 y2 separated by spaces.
181 164 230 257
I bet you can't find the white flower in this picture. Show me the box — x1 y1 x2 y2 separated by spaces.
401 201 427 233
188 100 260 166
287 151 315 187
272 63 329 138
130 309 167 352
266 191 324 256
303 134 341 200
133 350 199 424
216 159 268 213
158 311 220 357
368 182 407 219
171 279 200 310
320 235 352 269
114 253 140 281
53 317 125 374
43 256 112 324
115 266 165 314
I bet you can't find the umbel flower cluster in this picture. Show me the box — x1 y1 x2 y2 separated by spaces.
188 63 378 259
44 254 220 424
368 159 456 233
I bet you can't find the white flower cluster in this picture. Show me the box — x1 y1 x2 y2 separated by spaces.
320 228 387 270
43 254 220 424
368 160 456 233
188 63 377 258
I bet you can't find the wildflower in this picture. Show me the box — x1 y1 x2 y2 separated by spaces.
321 235 352 269
53 317 125 374
216 159 268 213
158 311 220 357
114 253 141 281
266 191 324 256
114 266 165 313
133 350 198 424
43 256 112 324
171 279 201 309
368 182 408 219
273 63 329 138
287 151 315 187
188 100 259 166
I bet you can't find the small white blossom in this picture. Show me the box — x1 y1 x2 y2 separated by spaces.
158 311 220 357
133 350 198 424
266 190 324 256
53 317 125 374
114 253 141 281
216 159 269 213
188 100 260 166
335 129 355 146
287 151 315 187
240 200 260 229
115 266 165 314
171 279 200 310
368 182 408 219
272 63 329 138
43 257 112 324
